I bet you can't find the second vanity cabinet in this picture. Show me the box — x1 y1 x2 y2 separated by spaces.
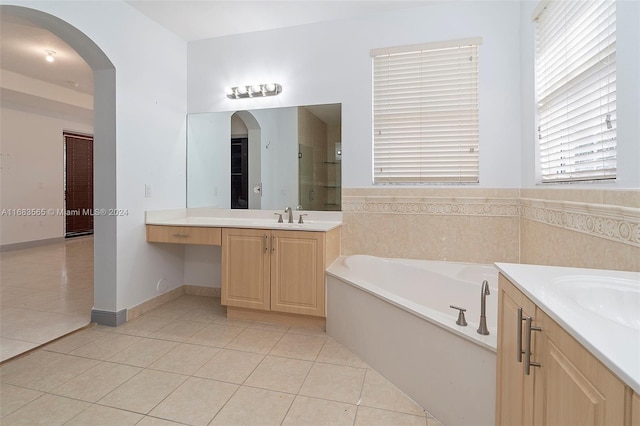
221 227 341 319
496 273 630 425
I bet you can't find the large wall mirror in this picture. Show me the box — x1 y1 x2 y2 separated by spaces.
187 103 341 211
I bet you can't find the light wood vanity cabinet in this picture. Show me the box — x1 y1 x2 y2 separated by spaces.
497 274 629 425
633 392 640 426
221 227 340 318
146 225 221 245
496 274 538 425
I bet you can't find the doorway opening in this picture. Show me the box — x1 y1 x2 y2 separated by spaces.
64 131 94 237
231 137 249 209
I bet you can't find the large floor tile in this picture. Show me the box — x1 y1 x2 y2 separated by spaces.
64 404 144 426
360 369 426 416
148 343 220 376
185 323 243 347
0 394 90 426
50 361 142 402
0 337 39 361
0 384 43 418
244 355 313 394
268 332 326 361
69 333 141 360
149 376 237 426
316 337 369 368
0 237 94 362
354 406 428 426
110 315 174 337
149 320 207 342
299 362 366 404
194 349 264 384
0 351 99 392
98 369 187 414
210 386 294 426
106 337 177 367
225 328 284 354
282 395 357 426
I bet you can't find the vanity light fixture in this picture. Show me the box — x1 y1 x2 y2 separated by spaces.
44 50 56 63
227 83 282 99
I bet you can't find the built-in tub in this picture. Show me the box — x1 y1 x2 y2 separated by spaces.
326 255 498 426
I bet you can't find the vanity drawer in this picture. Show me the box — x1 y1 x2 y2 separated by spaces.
146 225 222 245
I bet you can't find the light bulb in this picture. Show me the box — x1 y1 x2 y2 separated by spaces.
45 50 56 63
236 86 248 95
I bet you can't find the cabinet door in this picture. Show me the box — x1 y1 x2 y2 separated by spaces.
496 274 538 426
538 310 626 426
221 228 270 310
270 230 325 316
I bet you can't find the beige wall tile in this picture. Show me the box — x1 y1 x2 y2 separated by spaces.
341 187 639 271
342 213 519 263
520 218 640 271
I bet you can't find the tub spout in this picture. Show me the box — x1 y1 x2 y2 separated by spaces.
477 280 490 335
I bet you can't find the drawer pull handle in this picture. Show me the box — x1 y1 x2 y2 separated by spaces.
263 234 268 253
524 316 542 375
172 233 189 238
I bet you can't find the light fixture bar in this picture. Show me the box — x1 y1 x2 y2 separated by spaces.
227 83 282 99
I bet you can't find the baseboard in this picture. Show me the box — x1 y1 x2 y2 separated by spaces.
0 237 65 252
185 285 221 298
91 308 127 327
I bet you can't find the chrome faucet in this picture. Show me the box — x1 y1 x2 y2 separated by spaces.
477 280 490 335
284 206 293 223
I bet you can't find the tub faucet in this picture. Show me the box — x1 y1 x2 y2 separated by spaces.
284 206 293 223
477 280 490 335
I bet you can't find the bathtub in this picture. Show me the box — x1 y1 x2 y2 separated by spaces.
326 255 498 426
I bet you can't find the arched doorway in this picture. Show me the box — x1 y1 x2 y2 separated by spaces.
0 5 117 346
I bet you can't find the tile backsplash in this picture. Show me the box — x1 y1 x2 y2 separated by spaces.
342 187 640 272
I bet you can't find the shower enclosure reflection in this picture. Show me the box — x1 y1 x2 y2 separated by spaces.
187 103 341 211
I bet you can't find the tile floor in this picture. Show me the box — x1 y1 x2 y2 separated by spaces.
0 237 94 361
1 294 443 425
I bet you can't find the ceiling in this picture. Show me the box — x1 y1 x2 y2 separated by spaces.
0 1 433 98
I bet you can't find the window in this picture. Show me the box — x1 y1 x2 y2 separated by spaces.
535 0 616 183
372 38 481 184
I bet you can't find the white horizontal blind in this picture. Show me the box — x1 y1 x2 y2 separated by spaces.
372 39 480 183
536 0 616 183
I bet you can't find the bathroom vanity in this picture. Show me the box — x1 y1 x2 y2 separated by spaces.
146 209 341 328
494 263 640 426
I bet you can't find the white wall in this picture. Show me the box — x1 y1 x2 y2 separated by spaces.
519 0 640 188
1 1 188 314
0 104 92 245
188 1 522 189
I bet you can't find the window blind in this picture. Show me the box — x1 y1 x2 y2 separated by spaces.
372 38 481 183
535 0 616 183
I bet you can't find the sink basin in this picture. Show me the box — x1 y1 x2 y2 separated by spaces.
548 276 640 331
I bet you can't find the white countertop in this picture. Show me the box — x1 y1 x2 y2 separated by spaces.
495 262 640 394
145 208 342 232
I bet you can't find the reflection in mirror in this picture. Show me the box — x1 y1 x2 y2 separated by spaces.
187 103 341 211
